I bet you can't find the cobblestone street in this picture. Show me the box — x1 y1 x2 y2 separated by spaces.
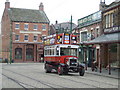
1 63 119 89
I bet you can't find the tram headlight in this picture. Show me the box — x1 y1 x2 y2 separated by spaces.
66 60 69 65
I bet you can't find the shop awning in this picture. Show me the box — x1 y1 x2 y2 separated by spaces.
85 33 120 44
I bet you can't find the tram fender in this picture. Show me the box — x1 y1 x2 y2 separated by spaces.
79 63 85 68
59 63 66 67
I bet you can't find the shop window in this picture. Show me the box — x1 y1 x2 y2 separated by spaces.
109 44 118 67
15 48 22 59
110 44 117 53
26 48 33 60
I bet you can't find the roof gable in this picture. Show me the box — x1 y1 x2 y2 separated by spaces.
8 8 50 23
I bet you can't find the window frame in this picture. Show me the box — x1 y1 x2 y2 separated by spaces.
15 23 20 29
15 35 20 41
24 24 29 30
33 36 38 42
24 35 28 41
42 25 46 31
33 24 38 30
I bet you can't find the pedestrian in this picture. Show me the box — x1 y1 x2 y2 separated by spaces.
5 58 8 64
92 60 98 72
11 59 14 63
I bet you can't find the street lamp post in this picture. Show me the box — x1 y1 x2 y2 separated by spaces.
9 22 12 64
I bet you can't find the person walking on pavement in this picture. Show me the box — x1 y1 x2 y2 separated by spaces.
92 60 98 72
5 58 8 64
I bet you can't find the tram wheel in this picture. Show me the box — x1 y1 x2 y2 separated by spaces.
79 68 85 76
45 63 51 73
58 65 63 75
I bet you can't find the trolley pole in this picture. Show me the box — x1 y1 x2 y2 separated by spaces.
70 15 72 34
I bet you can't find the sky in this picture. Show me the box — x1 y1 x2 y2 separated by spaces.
0 0 115 33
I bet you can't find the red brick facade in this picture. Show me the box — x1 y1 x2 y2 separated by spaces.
11 22 49 62
1 1 49 62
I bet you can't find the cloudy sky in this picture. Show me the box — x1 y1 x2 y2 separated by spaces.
0 0 114 25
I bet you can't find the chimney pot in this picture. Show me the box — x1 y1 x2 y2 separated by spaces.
5 0 10 9
55 20 58 24
39 2 44 11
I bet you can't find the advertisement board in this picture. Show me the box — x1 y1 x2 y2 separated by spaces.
78 11 101 27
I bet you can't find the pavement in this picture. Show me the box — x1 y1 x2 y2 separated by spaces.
85 67 120 79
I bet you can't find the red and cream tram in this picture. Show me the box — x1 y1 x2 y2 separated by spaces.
43 33 85 76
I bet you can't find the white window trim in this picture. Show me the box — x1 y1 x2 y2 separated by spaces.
33 25 38 30
15 35 20 41
105 15 109 28
42 25 46 31
111 13 114 27
33 35 38 42
15 23 20 29
108 14 111 27
24 35 29 42
24 24 29 30
80 29 88 42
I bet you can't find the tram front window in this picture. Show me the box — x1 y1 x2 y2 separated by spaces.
60 48 77 56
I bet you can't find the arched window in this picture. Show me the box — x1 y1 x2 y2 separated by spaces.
26 48 33 60
15 48 22 59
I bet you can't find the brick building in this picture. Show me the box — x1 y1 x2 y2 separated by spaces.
1 1 50 62
72 0 108 67
75 10 101 67
88 0 120 70
49 21 77 35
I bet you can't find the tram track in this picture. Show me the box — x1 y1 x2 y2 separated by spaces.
43 72 108 88
36 70 118 88
2 65 118 88
3 67 99 88
2 68 67 88
73 73 118 87
2 68 104 88
28 65 118 88
2 74 37 89
49 72 118 88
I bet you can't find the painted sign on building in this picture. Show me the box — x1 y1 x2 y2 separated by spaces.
78 11 101 27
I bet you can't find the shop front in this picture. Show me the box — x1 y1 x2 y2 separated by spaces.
12 43 44 62
79 44 96 69
85 32 120 73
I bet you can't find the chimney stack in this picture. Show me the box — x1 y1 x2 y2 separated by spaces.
55 20 58 24
39 2 44 11
5 0 10 9
99 0 106 10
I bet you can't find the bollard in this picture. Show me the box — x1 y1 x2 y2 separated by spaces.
108 64 111 75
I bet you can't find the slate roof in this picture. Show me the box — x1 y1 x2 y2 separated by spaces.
104 0 120 11
54 22 77 30
8 8 50 23
85 32 120 44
